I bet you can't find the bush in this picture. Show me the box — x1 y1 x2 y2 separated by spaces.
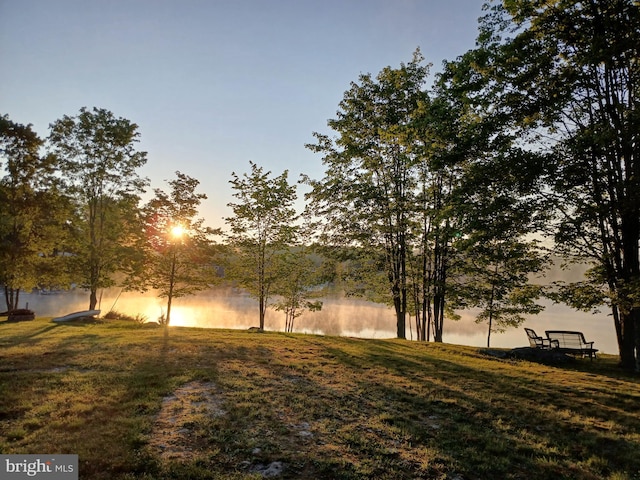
104 310 148 325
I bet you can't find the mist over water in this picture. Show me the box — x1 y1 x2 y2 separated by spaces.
16 281 618 355
16 288 399 338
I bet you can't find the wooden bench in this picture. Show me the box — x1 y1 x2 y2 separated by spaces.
545 330 598 360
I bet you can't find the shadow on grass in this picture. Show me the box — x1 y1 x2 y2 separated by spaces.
2 323 638 480
313 337 640 479
0 323 59 344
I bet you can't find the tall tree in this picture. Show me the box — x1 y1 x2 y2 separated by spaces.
408 91 473 342
0 115 64 311
224 162 298 330
305 51 429 339
463 0 640 370
48 107 148 311
141 171 216 327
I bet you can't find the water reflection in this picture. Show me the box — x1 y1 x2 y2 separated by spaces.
15 287 618 355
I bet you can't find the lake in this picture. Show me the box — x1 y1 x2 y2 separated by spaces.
15 286 619 355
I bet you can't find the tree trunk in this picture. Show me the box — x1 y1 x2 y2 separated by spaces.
618 309 638 371
635 310 640 373
89 289 98 311
487 265 498 349
395 297 406 339
433 293 445 342
4 286 21 311
432 251 447 343
259 240 266 330
389 252 406 339
616 200 639 371
421 255 429 342
166 295 173 326
3 286 21 311
259 294 266 330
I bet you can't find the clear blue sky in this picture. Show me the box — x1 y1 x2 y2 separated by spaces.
1 0 485 228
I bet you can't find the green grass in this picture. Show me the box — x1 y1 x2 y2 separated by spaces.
0 317 639 479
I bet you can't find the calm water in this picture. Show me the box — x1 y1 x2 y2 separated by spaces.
15 286 619 355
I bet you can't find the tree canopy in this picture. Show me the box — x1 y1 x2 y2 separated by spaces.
448 0 640 369
224 161 299 330
141 171 217 326
305 51 431 339
0 114 65 311
48 107 148 310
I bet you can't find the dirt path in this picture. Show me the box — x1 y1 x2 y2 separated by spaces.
148 381 226 461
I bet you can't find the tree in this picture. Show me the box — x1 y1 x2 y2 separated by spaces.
463 237 545 347
224 162 298 330
463 0 640 370
449 126 549 347
407 91 473 343
142 171 216 327
305 51 430 339
48 107 148 311
0 115 65 311
272 248 323 333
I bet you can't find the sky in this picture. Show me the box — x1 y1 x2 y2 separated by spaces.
1 0 485 229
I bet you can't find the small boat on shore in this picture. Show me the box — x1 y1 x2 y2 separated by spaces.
52 310 101 323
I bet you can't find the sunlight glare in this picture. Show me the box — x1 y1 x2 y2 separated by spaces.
171 225 185 238
167 307 188 327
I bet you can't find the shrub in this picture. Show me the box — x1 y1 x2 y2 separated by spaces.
104 310 148 325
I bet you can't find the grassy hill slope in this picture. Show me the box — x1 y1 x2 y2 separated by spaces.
0 318 638 479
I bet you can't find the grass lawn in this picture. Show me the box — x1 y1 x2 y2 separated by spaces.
0 317 638 479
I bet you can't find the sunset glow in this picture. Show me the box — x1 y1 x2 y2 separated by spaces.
170 225 185 239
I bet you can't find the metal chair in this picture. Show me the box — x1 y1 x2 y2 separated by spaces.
525 328 559 350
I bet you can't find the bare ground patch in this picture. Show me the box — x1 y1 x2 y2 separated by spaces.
148 381 226 461
146 371 320 477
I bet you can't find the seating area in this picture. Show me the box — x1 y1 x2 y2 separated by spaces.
545 330 598 359
524 328 598 360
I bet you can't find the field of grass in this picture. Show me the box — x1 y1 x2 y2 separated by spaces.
0 317 639 480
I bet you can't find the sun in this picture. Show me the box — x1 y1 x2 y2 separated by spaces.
170 225 185 238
